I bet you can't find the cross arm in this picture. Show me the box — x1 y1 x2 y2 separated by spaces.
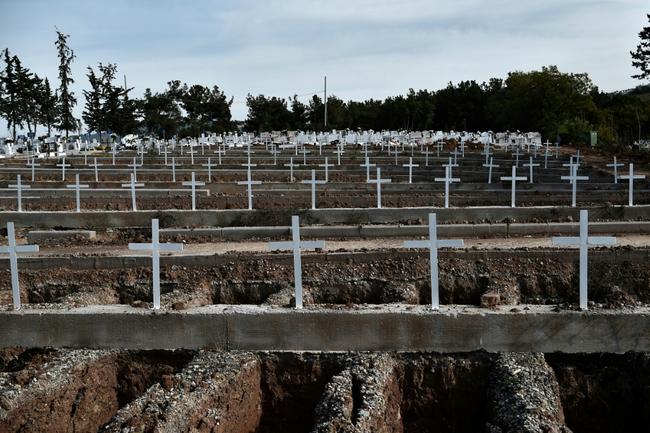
587 237 617 246
438 239 464 248
403 240 429 249
128 243 153 251
551 236 579 246
15 245 39 253
159 243 184 252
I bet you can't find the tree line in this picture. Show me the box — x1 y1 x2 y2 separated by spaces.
1 16 649 148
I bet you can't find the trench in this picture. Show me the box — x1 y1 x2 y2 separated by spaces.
5 251 649 309
1 350 649 433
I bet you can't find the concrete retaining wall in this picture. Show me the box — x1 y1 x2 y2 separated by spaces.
1 305 648 353
1 205 648 229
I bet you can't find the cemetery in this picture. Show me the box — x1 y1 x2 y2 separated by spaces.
0 131 648 433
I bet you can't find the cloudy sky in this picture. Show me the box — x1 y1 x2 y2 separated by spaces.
0 0 648 127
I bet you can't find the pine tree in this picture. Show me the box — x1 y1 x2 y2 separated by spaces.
55 29 77 139
38 78 58 137
0 49 19 140
82 66 103 141
631 14 650 81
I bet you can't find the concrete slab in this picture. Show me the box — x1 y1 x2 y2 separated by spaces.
0 304 648 353
27 230 97 243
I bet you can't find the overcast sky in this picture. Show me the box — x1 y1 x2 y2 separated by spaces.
0 0 648 129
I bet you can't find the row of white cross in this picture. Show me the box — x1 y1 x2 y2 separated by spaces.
2 210 615 311
5 161 647 212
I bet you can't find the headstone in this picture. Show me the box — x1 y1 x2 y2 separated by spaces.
268 215 325 309
128 219 183 309
500 165 527 208
552 210 616 310
360 156 376 182
128 157 142 182
403 213 464 309
66 173 89 212
182 172 205 211
167 157 182 183
201 157 214 182
1 222 39 310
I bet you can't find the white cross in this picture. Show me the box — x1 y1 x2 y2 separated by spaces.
269 147 280 165
90 157 103 182
435 141 443 157
393 147 401 165
618 163 646 206
128 219 183 309
561 164 589 207
318 157 334 182
442 156 459 179
501 165 527 208
237 162 261 210
572 149 581 165
182 172 205 211
450 148 460 165
268 215 325 309
435 165 460 208
162 146 169 165
56 156 71 181
284 157 299 182
482 144 493 165
201 157 214 182
8 174 30 212
360 156 376 182
367 167 391 208
187 146 197 165
112 144 117 165
361 143 372 159
606 156 624 184
482 157 499 184
121 173 145 211
1 222 39 310
128 157 142 182
552 210 616 310
167 157 182 183
543 146 551 169
26 158 40 182
302 169 326 210
66 173 89 212
402 157 419 184
334 147 344 165
523 156 540 183
404 213 463 309
299 148 310 165
316 141 326 155
214 147 225 165
512 147 521 167
423 147 429 166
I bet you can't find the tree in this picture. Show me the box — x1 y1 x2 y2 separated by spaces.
55 29 77 139
38 78 58 136
0 49 19 140
82 66 103 140
631 14 650 81
180 83 232 136
244 94 291 132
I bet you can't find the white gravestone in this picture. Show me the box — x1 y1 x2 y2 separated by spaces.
1 222 39 310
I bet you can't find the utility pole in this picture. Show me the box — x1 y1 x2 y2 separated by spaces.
324 75 327 131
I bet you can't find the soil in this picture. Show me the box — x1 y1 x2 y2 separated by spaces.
2 249 648 310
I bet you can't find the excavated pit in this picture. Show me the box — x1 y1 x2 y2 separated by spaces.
2 250 649 310
1 349 649 433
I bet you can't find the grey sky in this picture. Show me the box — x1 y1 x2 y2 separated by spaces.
0 0 648 128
